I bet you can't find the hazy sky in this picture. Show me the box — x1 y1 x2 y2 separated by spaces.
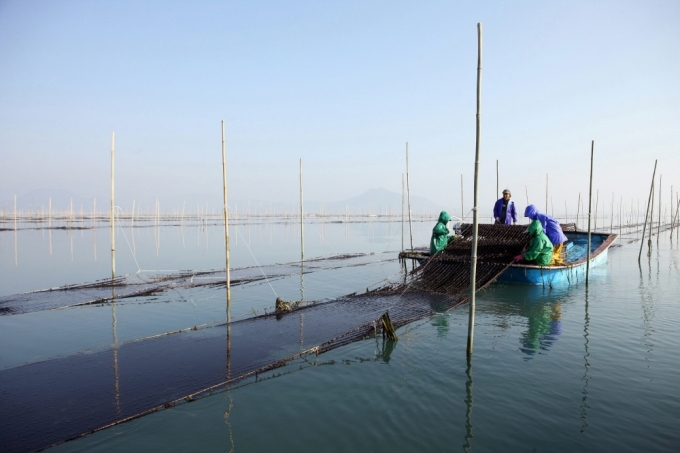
1 0 679 215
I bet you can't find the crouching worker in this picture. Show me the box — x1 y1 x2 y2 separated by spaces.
514 220 553 265
430 211 456 255
524 204 568 265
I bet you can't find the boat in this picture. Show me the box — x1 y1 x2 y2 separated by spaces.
496 230 617 285
398 227 618 286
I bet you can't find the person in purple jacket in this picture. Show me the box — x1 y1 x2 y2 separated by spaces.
493 189 517 224
524 204 568 265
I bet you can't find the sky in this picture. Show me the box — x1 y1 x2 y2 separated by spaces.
1 0 679 216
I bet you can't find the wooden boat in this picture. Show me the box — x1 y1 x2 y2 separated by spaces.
398 229 618 286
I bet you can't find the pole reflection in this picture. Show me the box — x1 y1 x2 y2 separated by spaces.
463 358 474 452
580 289 591 433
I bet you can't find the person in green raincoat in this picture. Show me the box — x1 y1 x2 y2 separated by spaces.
430 211 455 255
514 219 553 265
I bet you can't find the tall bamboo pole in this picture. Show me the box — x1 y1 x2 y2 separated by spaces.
300 158 304 261
221 121 231 318
401 173 405 252
638 160 657 261
545 173 549 213
467 22 482 357
461 175 465 219
610 193 614 233
672 195 680 239
657 174 662 242
648 182 655 247
406 142 414 250
110 132 115 279
496 159 499 199
586 141 594 286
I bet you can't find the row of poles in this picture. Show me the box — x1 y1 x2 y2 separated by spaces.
104 23 670 362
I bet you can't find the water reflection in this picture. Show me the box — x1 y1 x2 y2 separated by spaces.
377 338 397 363
580 289 591 433
463 358 474 452
479 285 568 359
430 313 450 338
519 303 562 358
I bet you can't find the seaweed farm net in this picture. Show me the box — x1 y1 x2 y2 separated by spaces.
1 225 531 452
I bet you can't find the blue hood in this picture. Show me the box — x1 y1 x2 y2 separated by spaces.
524 204 538 219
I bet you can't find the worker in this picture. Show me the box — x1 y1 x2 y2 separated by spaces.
493 189 517 224
430 211 455 255
514 219 553 265
524 204 568 265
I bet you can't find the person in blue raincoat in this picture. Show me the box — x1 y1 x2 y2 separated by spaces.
493 189 517 224
430 211 455 255
524 204 568 265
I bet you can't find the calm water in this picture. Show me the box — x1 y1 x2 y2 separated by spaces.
1 219 679 452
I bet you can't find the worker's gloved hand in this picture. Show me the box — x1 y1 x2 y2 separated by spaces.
513 255 523 263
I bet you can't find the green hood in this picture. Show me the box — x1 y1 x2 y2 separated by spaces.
527 219 544 237
438 211 451 224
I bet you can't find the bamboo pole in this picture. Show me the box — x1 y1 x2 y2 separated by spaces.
657 174 662 242
300 158 304 261
586 141 594 286
671 195 680 239
467 22 482 357
221 120 231 318
401 173 405 252
48 197 51 228
594 190 599 231
461 175 465 219
648 182 655 247
14 195 17 266
545 173 548 213
110 132 115 279
638 160 657 261
496 159 499 199
406 142 414 250
610 193 614 233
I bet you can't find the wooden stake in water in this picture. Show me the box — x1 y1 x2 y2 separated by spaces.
657 174 662 242
672 194 680 239
406 142 413 250
496 159 499 199
110 132 115 279
525 185 529 207
638 160 657 261
648 182 655 248
467 22 482 357
545 173 549 213
401 173 405 252
586 141 594 286
300 158 305 261
461 175 465 218
221 120 231 318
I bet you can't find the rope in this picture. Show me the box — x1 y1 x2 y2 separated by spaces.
235 225 278 298
114 206 142 273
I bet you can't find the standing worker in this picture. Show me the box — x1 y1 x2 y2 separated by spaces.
430 211 455 255
524 204 568 265
493 189 517 224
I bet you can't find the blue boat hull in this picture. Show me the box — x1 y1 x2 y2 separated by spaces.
496 232 616 285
